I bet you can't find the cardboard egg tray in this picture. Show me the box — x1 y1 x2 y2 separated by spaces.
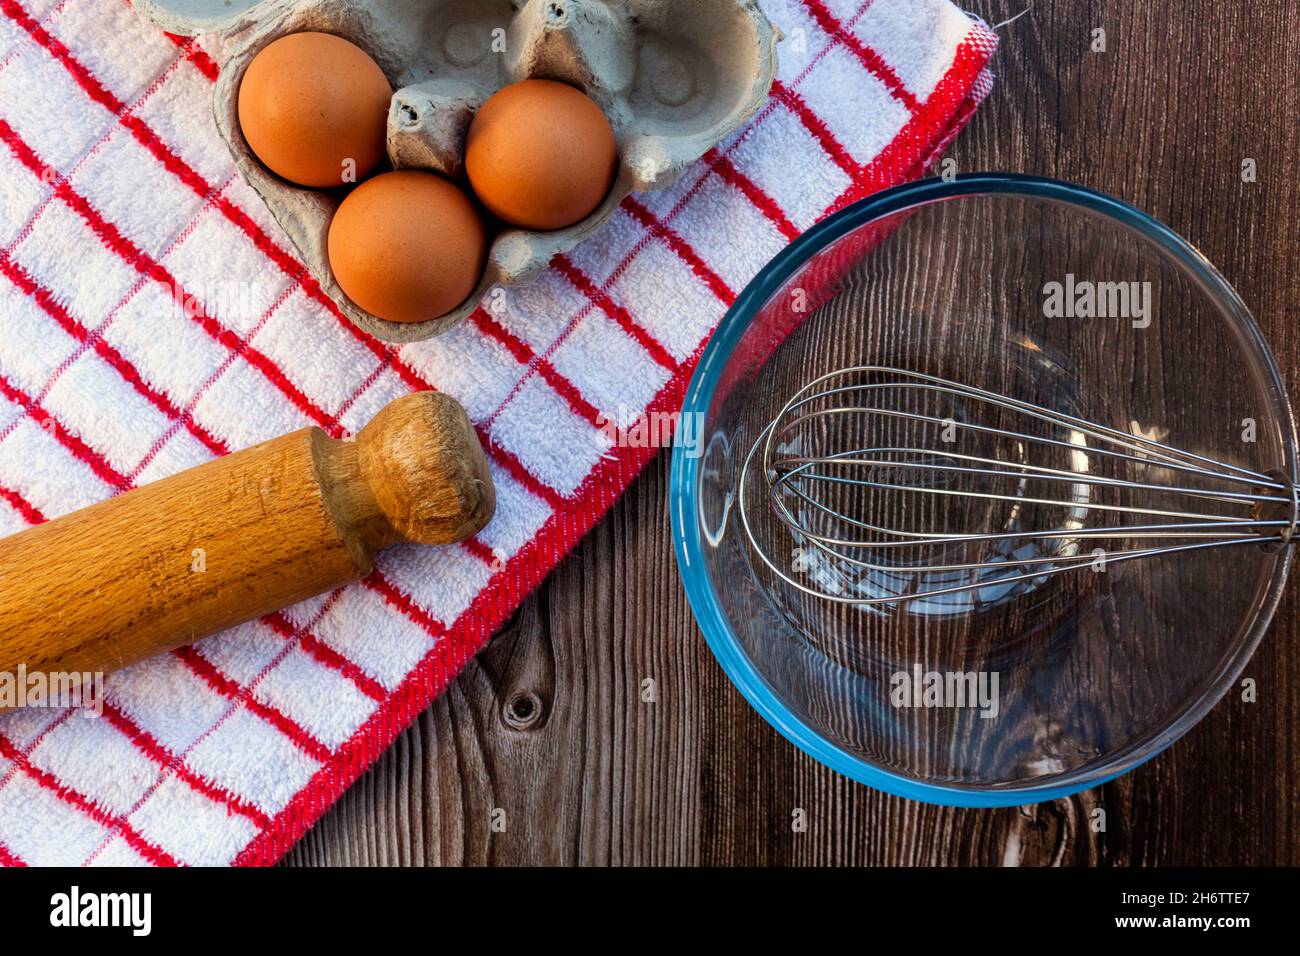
130 0 780 344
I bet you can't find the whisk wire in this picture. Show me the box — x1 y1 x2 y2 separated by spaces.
739 366 1298 610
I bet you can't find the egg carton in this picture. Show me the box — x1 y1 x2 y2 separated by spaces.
130 0 780 344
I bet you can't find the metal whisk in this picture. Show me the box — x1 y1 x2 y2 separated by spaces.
739 367 1299 610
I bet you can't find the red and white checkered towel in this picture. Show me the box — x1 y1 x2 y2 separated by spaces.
0 0 996 865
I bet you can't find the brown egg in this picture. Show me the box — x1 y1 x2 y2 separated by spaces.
238 32 392 189
466 79 618 231
328 171 488 324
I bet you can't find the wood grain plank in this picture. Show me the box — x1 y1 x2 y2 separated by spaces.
283 0 1300 867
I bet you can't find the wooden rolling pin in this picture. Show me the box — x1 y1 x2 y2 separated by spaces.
0 392 494 682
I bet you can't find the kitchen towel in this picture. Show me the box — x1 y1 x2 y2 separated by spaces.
0 0 996 865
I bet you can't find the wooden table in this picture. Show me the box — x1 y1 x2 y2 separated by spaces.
283 0 1300 866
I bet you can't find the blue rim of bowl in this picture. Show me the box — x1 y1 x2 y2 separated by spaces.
669 172 1297 807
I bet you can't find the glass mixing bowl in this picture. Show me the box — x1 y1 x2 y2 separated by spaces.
670 174 1296 806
